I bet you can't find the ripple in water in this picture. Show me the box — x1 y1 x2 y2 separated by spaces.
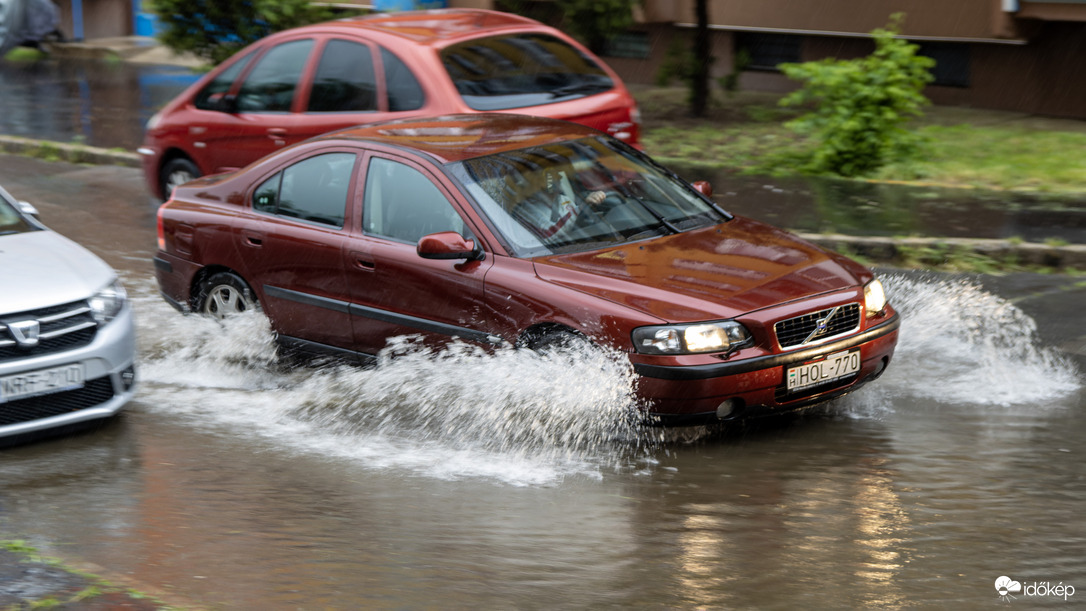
127 272 1081 484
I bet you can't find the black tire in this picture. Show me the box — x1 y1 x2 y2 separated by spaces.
195 272 257 319
160 157 201 199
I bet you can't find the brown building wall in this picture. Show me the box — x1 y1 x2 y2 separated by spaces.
56 0 133 40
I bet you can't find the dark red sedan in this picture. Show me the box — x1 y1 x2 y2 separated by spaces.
139 8 639 200
154 114 899 424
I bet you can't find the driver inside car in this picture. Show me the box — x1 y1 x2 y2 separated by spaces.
514 167 608 239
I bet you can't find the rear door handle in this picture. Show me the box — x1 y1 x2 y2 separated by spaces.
242 230 264 247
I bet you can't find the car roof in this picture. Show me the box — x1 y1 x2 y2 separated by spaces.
313 114 606 164
293 9 548 47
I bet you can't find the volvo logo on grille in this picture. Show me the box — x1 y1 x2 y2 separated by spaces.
804 306 840 344
8 319 41 347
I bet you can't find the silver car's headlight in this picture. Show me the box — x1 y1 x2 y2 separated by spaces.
864 278 888 318
89 278 127 324
633 321 753 355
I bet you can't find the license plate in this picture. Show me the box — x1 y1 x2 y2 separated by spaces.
0 364 85 403
787 349 860 392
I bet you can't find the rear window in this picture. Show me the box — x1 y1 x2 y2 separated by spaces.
441 33 614 111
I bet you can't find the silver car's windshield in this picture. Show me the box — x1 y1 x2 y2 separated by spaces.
448 137 729 257
0 188 35 236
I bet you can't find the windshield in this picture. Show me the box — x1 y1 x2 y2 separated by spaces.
449 137 729 257
0 188 35 236
441 33 614 111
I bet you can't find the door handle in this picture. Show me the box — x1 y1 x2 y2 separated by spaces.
350 250 375 270
242 230 264 247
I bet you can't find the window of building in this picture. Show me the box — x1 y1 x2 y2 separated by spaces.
604 31 651 59
735 32 802 71
917 42 970 88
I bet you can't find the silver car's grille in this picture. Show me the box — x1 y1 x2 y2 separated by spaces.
0 301 98 363
774 303 861 349
0 376 115 426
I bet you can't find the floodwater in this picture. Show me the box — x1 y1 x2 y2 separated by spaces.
0 156 1083 608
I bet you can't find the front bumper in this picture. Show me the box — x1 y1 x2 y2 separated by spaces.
634 311 900 424
0 304 138 441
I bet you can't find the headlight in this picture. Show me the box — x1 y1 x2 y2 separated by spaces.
89 278 127 324
633 321 752 355
864 278 888 318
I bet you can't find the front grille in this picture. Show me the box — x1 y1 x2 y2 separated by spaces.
0 376 116 426
775 303 861 349
0 301 98 363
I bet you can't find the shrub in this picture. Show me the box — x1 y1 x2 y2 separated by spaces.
778 14 935 177
150 0 337 65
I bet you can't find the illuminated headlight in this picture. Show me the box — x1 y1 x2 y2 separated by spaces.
633 321 752 355
89 279 127 324
864 278 888 318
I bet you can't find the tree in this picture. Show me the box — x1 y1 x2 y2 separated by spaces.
690 0 711 117
150 0 335 65
778 14 935 177
553 0 636 56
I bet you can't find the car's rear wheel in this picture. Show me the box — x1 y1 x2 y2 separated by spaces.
196 272 257 319
160 157 201 199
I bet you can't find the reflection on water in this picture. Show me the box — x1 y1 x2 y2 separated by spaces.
0 57 197 150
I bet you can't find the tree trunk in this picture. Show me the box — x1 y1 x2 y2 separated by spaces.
690 0 711 117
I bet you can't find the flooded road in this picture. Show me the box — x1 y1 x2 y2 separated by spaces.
1 157 1084 608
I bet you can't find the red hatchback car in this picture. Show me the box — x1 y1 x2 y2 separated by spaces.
154 114 899 424
138 8 640 200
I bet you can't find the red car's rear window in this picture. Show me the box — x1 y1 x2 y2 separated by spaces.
441 33 614 111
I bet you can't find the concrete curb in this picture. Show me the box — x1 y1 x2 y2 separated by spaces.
0 135 141 168
1 136 1082 273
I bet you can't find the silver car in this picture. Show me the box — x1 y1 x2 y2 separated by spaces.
0 184 136 445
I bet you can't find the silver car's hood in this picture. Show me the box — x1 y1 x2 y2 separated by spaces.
1 230 115 314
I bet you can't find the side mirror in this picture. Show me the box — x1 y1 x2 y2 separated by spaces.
207 92 238 113
417 231 484 261
692 180 713 198
17 200 40 218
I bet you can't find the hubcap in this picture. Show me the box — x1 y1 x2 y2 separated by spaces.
203 285 251 319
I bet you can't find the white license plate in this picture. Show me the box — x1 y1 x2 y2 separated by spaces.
787 350 860 392
0 364 86 403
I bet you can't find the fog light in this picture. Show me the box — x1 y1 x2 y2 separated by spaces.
716 399 738 419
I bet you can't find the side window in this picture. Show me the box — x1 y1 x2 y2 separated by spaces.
236 39 314 112
254 173 281 214
254 153 356 227
308 40 377 112
381 48 425 112
363 157 467 243
194 50 256 110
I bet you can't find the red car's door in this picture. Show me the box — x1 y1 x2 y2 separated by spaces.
241 151 360 349
200 38 318 174
343 153 495 357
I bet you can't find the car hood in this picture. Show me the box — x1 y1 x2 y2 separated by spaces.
0 230 115 314
533 216 870 322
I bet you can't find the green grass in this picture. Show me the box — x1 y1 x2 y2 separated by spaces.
638 87 1086 194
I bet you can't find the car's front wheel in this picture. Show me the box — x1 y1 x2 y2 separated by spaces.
160 157 201 199
196 272 258 319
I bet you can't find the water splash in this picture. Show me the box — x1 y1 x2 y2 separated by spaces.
848 273 1080 410
127 271 1081 483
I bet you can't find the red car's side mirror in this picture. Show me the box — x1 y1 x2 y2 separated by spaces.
417 232 484 261
692 180 713 198
206 92 238 113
